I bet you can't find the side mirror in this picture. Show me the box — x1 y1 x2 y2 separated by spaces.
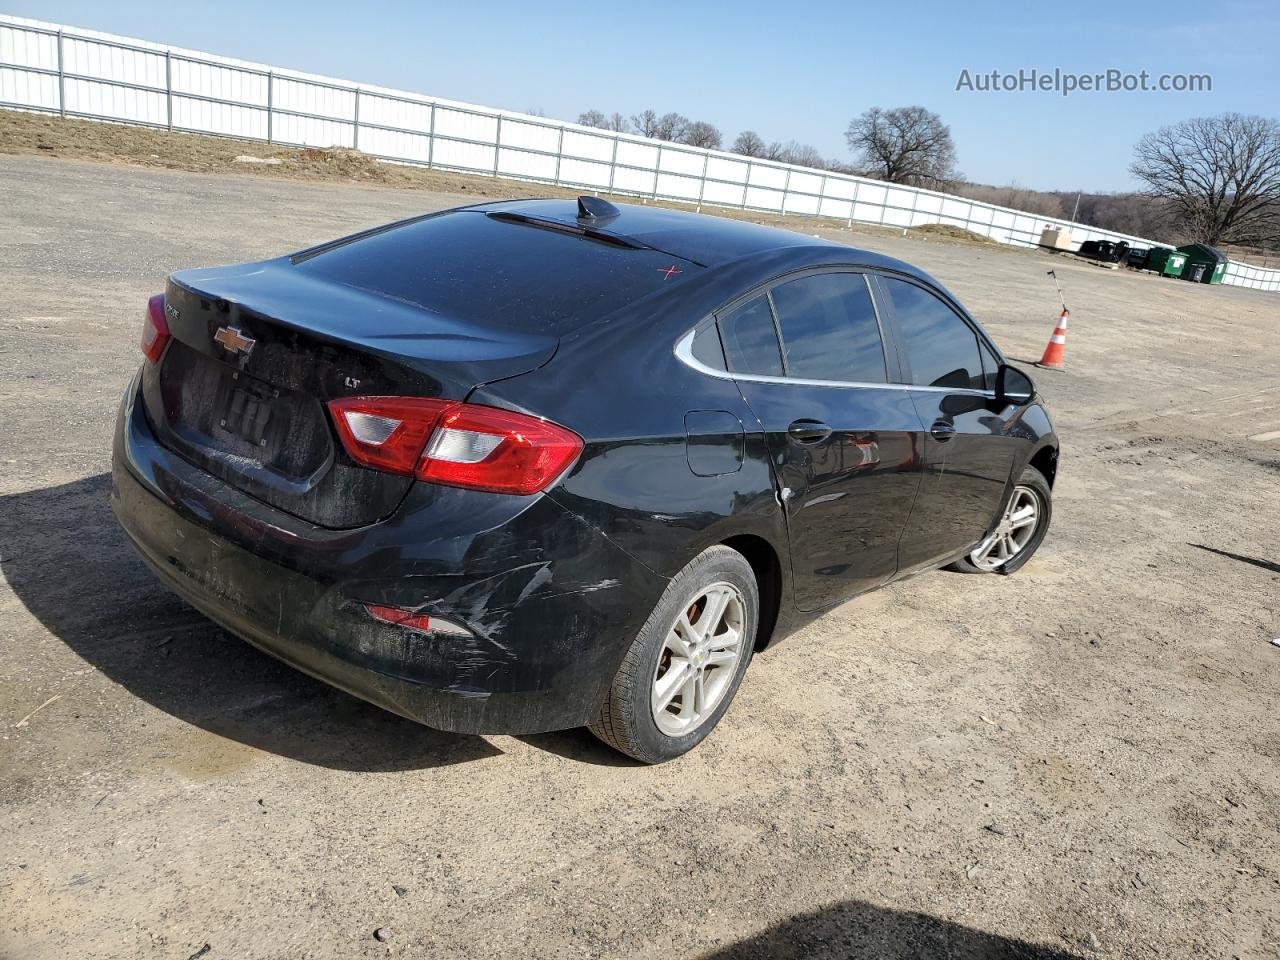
996 364 1035 405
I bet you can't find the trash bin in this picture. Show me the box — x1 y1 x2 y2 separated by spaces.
1126 247 1150 269
1146 247 1187 277
1176 243 1228 284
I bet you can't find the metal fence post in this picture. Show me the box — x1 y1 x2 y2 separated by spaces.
781 168 792 216
553 125 564 185
352 87 360 150
493 115 502 177
652 145 662 199
743 162 752 209
164 50 172 130
607 135 618 194
816 175 827 220
847 180 859 228
266 71 273 142
426 102 436 168
696 153 709 213
56 30 65 118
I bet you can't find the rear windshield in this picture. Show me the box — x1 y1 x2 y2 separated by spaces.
293 211 698 336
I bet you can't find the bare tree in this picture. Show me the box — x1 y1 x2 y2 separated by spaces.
731 130 766 157
1131 112 1280 245
681 120 722 150
631 109 660 138
777 141 825 168
580 110 628 132
956 182 1066 218
846 106 959 188
654 112 690 142
1084 192 1173 240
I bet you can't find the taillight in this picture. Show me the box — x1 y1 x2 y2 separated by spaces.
329 396 452 476
419 403 583 495
140 293 170 363
327 396 583 496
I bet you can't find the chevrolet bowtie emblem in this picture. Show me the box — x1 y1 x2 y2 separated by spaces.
213 325 255 357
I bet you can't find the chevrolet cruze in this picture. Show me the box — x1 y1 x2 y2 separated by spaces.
112 197 1058 763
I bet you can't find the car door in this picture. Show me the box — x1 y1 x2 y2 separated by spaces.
713 270 925 612
874 274 1020 574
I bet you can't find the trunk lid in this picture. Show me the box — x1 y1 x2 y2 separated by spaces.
141 260 557 529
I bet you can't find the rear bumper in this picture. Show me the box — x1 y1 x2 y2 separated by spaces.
111 373 666 734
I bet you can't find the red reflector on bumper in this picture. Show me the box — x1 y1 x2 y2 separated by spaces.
364 603 433 632
363 603 471 637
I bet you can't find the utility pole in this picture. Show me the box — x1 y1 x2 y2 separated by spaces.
1071 192 1081 222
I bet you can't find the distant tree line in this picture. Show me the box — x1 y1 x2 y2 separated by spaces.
575 103 1280 250
577 108 858 173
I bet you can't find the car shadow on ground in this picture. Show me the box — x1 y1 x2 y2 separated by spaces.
516 728 642 767
1189 542 1280 575
699 900 1083 959
1 473 502 771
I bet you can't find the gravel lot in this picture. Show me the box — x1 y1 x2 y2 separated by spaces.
1 154 1278 960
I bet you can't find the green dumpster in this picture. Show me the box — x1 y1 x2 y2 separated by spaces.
1146 247 1187 277
1176 243 1227 284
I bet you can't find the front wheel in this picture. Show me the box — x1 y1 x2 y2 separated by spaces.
949 464 1052 575
589 545 758 763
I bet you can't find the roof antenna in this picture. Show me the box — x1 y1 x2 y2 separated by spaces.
577 195 620 222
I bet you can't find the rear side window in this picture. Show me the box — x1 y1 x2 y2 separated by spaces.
881 278 984 390
690 324 727 371
769 273 886 382
718 296 784 376
293 211 699 336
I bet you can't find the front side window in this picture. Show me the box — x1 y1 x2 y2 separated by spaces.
881 278 984 390
718 296 784 377
977 339 1000 391
769 273 886 383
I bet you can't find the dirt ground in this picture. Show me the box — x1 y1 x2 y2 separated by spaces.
1 153 1278 960
0 108 997 247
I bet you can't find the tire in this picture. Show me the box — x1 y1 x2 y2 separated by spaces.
949 464 1052 575
589 545 758 763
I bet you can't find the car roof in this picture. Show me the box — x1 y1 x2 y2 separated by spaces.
472 198 930 279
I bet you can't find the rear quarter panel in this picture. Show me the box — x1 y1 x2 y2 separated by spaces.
466 266 797 598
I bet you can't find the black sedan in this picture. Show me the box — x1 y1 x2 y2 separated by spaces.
112 196 1058 763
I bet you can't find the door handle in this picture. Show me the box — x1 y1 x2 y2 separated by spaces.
929 419 957 441
787 420 833 443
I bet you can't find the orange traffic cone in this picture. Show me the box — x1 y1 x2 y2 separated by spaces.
1036 309 1069 370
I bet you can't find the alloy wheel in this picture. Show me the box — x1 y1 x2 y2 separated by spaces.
968 485 1041 572
651 582 745 737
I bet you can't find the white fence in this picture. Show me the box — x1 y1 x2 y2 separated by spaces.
2 13 1277 293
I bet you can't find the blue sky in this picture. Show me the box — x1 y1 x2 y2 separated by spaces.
8 0 1277 191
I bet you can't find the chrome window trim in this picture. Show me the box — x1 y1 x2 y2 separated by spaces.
673 329 997 398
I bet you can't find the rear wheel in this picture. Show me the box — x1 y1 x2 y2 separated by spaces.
590 546 758 763
950 465 1052 575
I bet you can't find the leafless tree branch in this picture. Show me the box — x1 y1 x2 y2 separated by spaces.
1131 113 1280 246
